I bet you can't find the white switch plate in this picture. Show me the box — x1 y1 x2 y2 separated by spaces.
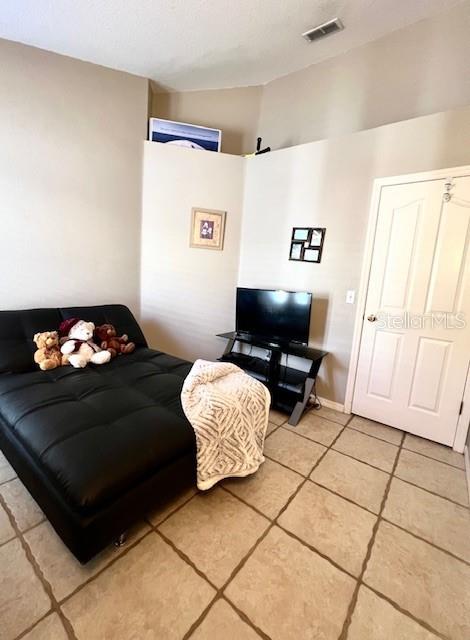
346 290 355 304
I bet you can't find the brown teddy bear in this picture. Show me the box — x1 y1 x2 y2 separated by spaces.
33 331 67 370
94 323 135 359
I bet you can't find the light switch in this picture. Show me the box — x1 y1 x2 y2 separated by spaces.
346 290 355 304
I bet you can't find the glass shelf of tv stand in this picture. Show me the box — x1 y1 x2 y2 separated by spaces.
217 331 329 426
216 331 327 362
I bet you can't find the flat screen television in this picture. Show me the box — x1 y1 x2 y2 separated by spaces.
236 287 312 345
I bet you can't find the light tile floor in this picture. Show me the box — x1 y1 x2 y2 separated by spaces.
1 410 469 639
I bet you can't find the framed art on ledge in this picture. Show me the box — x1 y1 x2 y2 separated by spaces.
190 208 226 250
149 118 222 152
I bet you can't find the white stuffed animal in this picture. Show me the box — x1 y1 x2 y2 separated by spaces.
59 318 111 369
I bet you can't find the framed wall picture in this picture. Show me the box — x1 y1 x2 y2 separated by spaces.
289 227 326 263
190 208 226 250
149 118 222 152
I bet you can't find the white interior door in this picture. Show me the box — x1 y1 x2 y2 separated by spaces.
353 175 470 445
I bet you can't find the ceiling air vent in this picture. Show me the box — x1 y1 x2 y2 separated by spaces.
302 18 344 42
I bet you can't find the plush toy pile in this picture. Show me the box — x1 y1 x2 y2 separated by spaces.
32 319 135 371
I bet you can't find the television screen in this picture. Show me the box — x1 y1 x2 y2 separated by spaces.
236 288 312 345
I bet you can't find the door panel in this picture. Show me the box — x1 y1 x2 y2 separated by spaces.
380 200 420 311
408 338 450 413
425 199 470 313
367 331 403 399
353 175 470 446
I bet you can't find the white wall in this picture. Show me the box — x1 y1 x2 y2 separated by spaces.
239 105 470 404
140 142 245 361
0 39 148 313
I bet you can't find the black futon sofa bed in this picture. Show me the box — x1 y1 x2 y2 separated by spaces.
0 305 196 562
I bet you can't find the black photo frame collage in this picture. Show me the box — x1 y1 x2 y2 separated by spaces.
289 227 326 263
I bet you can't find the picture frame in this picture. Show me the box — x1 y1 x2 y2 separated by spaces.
304 248 320 262
149 118 222 152
190 208 226 250
290 243 303 260
292 228 310 241
289 227 326 263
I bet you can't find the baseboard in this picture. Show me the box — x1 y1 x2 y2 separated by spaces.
465 446 470 507
318 396 345 413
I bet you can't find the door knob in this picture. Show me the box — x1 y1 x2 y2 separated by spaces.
367 314 377 322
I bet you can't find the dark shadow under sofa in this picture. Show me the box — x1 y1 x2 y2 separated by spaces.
0 304 196 563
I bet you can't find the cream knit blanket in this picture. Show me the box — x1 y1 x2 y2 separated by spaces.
181 359 271 490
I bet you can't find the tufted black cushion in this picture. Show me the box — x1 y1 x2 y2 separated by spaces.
0 306 195 516
0 304 147 374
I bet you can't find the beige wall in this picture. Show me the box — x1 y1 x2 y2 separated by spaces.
0 39 148 314
140 105 470 406
150 2 470 153
239 105 470 404
141 143 245 360
152 86 262 155
259 1 470 150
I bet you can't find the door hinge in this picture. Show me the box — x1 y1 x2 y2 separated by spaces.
459 401 464 416
443 180 454 202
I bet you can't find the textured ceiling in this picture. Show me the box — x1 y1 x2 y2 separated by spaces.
0 0 463 91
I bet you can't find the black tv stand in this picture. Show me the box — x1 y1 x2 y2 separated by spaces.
217 331 328 426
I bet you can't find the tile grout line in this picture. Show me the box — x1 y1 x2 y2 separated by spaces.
0 515 47 551
305 436 469 511
393 474 470 509
226 435 470 581
336 424 466 475
401 445 468 471
6 409 463 640
155 526 219 592
145 448 284 639
57 491 204 610
380 515 470 568
220 484 357 583
221 484 281 522
338 431 406 640
328 446 394 473
145 489 200 529
308 478 379 516
0 417 347 638
177 414 354 639
277 423 342 447
0 492 79 640
13 610 57 640
346 424 403 446
339 433 452 640
347 422 465 472
222 593 273 640
215 417 355 635
156 511 273 639
55 491 203 611
181 529 274 640
263 451 319 475
242 433 470 560
361 584 450 640
57 528 156 607
57 410 466 640
395 445 465 471
0 474 17 487
17 517 47 535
